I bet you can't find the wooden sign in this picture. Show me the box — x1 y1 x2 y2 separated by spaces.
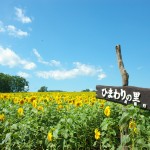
96 85 150 110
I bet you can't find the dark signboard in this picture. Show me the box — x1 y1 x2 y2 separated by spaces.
96 85 150 110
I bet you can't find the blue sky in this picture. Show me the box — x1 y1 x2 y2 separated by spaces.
0 0 150 92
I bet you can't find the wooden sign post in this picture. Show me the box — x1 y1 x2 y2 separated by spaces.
96 45 150 150
96 85 150 110
96 45 150 110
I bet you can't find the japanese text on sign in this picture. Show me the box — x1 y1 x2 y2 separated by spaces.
101 88 146 108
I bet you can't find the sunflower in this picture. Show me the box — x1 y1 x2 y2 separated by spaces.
18 108 24 116
37 106 44 111
47 132 53 142
32 100 37 108
104 106 111 117
19 99 24 105
94 128 101 140
0 114 5 121
134 127 138 134
129 120 136 129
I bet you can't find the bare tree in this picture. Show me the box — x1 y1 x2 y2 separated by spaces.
116 45 129 86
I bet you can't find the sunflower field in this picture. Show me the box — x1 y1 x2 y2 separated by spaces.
0 92 150 150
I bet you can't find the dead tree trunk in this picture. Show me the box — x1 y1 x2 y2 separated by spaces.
116 45 129 86
116 44 129 150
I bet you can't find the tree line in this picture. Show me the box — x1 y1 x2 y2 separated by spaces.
0 73 29 93
0 72 95 93
38 86 95 92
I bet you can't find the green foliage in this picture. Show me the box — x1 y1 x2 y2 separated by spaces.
0 73 29 93
0 93 150 149
82 89 91 92
38 86 48 92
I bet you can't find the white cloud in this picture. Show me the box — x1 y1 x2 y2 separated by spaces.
0 46 20 68
0 21 5 32
0 46 36 70
50 60 61 66
17 71 30 78
98 73 107 80
33 48 41 60
33 49 61 66
0 28 5 32
15 7 32 24
6 25 28 37
36 62 105 80
73 62 98 75
21 60 36 70
0 21 28 38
